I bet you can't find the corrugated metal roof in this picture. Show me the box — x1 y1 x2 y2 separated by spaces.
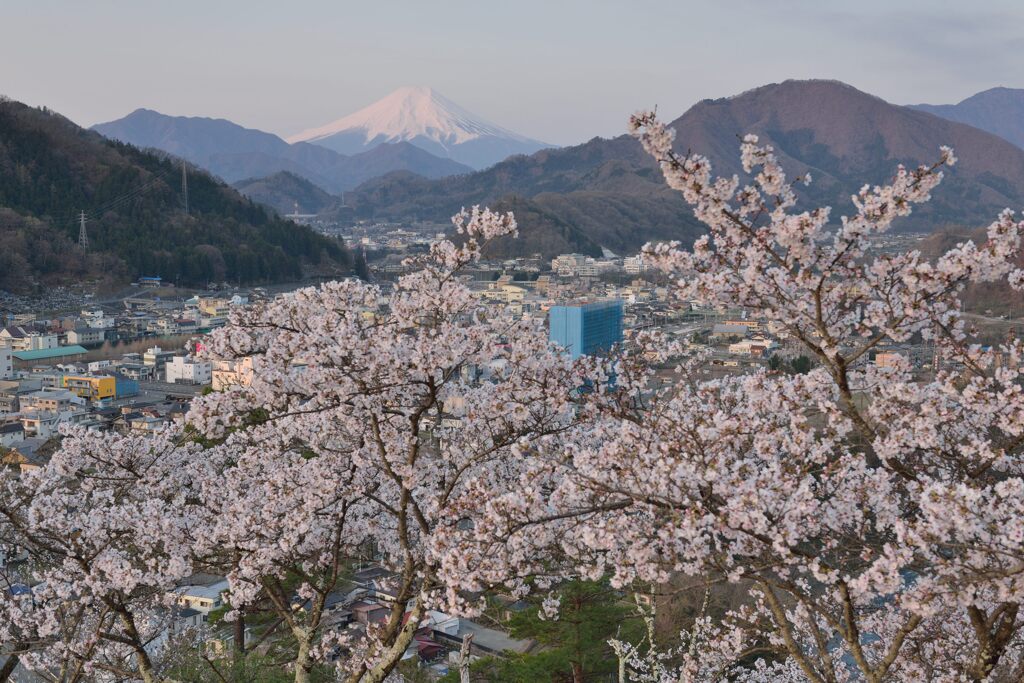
12 345 88 361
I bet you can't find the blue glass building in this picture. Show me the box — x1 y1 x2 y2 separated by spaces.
548 299 623 359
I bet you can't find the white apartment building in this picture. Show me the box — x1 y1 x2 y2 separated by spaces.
165 355 213 385
551 253 588 275
624 255 650 274
81 310 116 329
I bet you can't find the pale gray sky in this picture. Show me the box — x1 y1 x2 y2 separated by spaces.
2 0 1023 145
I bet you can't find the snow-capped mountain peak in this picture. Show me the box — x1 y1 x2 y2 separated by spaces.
286 86 551 169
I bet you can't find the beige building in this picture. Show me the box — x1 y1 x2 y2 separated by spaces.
211 357 255 392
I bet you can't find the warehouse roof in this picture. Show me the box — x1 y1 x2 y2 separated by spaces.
12 345 88 361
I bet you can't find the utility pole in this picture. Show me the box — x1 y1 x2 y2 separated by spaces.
78 211 89 250
181 161 189 216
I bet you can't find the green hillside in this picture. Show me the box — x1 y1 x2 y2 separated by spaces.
0 97 348 292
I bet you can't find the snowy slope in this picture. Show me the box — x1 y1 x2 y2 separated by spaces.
287 86 551 169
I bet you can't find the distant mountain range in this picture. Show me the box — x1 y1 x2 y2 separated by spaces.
0 98 347 292
287 86 552 170
91 108 471 196
911 87 1024 150
343 80 1024 259
10 79 1024 286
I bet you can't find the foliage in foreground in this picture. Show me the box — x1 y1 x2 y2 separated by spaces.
4 106 1024 683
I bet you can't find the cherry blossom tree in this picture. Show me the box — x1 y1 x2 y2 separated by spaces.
0 426 202 683
183 206 595 683
457 115 1024 681
7 109 1024 683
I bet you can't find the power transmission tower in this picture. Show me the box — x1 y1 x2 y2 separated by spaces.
181 161 189 216
78 211 89 250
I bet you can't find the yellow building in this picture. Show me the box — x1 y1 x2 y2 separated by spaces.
62 375 116 402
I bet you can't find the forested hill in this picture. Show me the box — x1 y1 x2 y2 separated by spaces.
0 97 348 292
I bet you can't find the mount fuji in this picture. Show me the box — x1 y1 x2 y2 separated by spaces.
287 86 552 169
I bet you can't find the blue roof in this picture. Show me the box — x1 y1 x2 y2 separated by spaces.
12 345 88 361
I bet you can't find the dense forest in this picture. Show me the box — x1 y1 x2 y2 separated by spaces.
0 98 348 292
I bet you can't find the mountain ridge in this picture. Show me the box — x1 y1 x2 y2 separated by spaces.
287 86 552 169
91 108 471 192
346 79 1024 258
911 87 1024 150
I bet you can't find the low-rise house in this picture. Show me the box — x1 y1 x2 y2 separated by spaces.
0 422 24 448
173 577 229 621
350 600 390 625
3 437 61 474
116 362 155 382
0 327 59 352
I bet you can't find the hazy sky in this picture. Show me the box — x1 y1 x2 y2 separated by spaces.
3 0 1023 145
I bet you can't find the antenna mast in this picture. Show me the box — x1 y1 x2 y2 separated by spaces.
78 211 89 250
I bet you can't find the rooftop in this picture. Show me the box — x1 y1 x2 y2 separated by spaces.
13 346 88 362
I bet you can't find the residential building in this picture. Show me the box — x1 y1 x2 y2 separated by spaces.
728 337 777 357
19 389 81 414
874 352 903 368
482 283 527 304
165 355 213 385
551 253 588 276
117 362 155 382
20 409 83 439
548 299 624 359
0 422 24 448
197 297 232 318
0 327 58 352
174 578 229 620
66 328 104 346
143 346 176 377
624 255 649 274
4 437 60 474
211 357 254 391
62 375 117 403
81 310 116 330
0 346 11 380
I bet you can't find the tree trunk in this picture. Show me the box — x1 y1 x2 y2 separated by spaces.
293 627 313 683
233 610 246 659
571 660 584 683
459 633 474 683
0 654 19 683
359 598 426 683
